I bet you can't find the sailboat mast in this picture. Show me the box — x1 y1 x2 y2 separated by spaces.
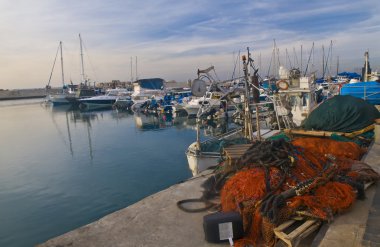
300 45 303 74
60 41 65 85
322 45 325 79
130 57 133 82
135 56 138 80
79 34 85 86
336 56 339 76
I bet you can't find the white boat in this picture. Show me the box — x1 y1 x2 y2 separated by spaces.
49 89 76 106
182 91 224 116
130 78 166 112
186 127 281 176
113 95 134 111
79 89 131 110
186 128 243 176
131 78 166 100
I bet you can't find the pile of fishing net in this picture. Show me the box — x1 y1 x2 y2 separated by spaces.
302 95 380 132
219 137 379 247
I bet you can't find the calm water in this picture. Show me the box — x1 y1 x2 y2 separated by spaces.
0 99 225 247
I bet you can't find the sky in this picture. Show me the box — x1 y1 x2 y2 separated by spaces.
0 0 379 89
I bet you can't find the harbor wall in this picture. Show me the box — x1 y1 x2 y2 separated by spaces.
0 88 59 100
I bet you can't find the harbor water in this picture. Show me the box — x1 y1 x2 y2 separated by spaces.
0 99 226 247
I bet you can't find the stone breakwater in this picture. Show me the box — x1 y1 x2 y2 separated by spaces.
0 88 59 100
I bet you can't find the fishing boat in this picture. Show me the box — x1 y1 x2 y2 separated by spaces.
181 66 230 117
273 75 318 127
186 51 285 175
182 91 225 116
185 49 320 175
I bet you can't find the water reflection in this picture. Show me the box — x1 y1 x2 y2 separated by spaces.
46 103 232 135
2 100 203 247
133 113 198 130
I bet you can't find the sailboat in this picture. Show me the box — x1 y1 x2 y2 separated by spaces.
47 34 95 107
46 41 77 106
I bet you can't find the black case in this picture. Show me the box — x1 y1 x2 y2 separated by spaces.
203 211 244 243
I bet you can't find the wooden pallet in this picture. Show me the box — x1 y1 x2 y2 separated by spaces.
274 218 321 247
223 144 253 166
273 182 373 247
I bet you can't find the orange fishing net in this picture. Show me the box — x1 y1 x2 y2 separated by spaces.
219 137 378 247
292 137 365 160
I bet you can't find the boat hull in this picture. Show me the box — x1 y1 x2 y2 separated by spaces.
186 150 220 176
50 94 76 106
80 101 115 110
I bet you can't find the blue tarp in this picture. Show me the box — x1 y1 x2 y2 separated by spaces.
340 81 380 105
136 78 164 89
337 72 361 79
315 78 326 84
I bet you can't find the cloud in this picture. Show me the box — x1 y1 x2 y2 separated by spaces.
0 0 379 89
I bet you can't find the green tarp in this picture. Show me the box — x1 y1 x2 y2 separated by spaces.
302 95 380 133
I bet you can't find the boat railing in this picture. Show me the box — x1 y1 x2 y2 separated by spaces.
343 84 380 100
200 127 243 145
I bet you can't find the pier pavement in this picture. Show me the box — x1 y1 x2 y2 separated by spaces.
38 142 380 247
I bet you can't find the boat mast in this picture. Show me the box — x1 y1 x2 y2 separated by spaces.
300 45 303 75
60 41 65 86
79 33 86 86
242 48 254 141
322 45 325 79
364 51 369 82
130 56 133 82
336 56 339 76
329 40 333 77
135 56 138 80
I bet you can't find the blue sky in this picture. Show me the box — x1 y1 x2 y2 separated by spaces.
0 0 379 89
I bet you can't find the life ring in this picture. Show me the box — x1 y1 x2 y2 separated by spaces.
276 80 289 90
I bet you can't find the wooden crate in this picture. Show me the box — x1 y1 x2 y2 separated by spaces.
274 218 321 247
223 144 253 166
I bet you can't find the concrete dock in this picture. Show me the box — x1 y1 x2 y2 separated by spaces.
38 142 380 247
